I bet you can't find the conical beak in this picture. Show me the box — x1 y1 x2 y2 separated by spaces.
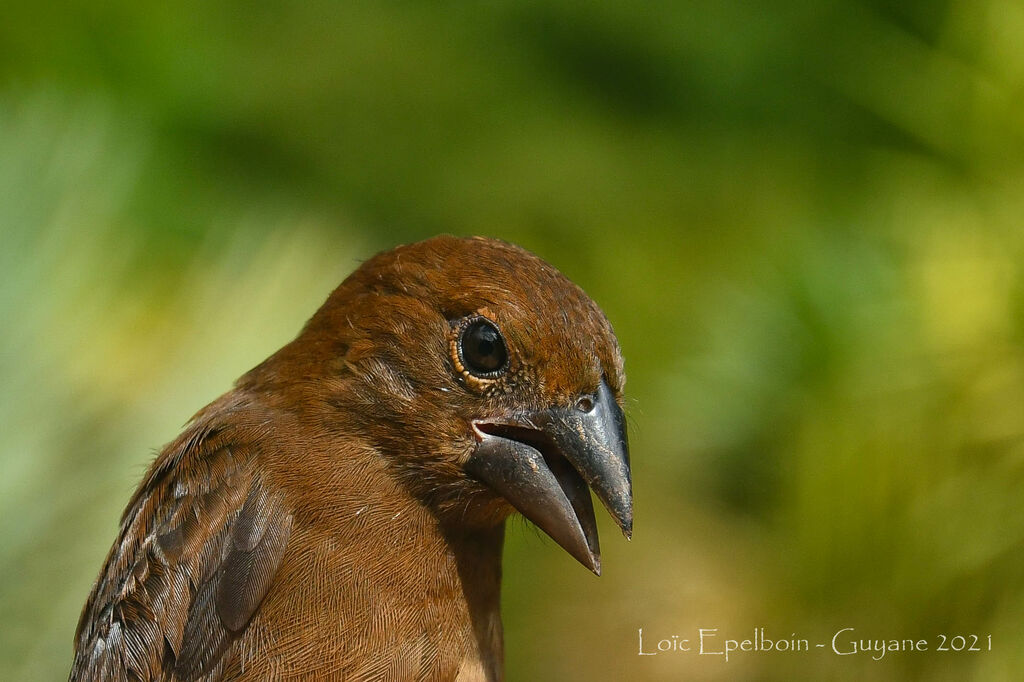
464 379 631 574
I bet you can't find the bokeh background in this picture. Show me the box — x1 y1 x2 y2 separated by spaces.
3 1 1024 679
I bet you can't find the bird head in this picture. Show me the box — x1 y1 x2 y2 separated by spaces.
252 235 630 574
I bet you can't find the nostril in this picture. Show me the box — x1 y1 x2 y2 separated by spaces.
575 396 595 413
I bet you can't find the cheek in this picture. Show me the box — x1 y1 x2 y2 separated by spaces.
451 431 478 467
376 325 454 391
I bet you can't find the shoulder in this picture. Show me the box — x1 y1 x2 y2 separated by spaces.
70 393 293 682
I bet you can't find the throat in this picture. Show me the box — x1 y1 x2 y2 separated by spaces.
442 521 506 679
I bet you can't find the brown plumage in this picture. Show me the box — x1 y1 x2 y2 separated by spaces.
71 235 631 681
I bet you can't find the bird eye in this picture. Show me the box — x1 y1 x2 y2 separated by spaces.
458 318 508 377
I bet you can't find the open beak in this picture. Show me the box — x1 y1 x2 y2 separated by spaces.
465 379 631 574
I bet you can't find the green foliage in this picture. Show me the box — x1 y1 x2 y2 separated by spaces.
2 1 1023 679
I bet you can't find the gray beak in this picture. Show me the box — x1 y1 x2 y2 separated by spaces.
465 379 631 574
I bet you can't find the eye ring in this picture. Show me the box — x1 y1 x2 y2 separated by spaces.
456 317 508 379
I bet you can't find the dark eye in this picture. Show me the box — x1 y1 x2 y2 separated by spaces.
459 318 508 377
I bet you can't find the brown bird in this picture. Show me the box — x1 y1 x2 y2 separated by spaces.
70 235 631 681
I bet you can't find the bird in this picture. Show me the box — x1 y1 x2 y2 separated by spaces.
70 235 632 681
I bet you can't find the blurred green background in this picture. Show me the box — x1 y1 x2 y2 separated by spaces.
2 1 1024 679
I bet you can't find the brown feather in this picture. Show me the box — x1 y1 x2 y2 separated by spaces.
71 236 626 681
71 396 292 681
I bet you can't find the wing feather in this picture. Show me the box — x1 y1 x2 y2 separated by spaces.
70 402 292 682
